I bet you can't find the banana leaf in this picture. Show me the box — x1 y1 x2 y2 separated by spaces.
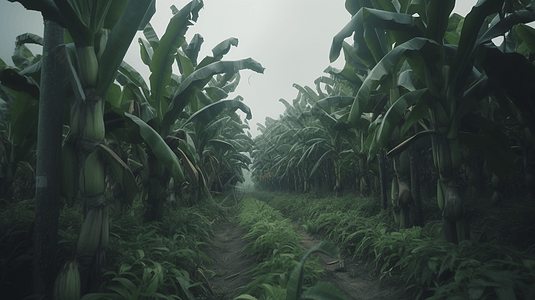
125 113 185 183
286 241 343 300
165 60 263 125
309 148 334 179
376 88 427 147
212 37 239 60
424 0 455 43
97 143 137 208
143 23 160 50
449 0 503 85
183 33 204 67
96 0 155 97
148 0 202 121
348 37 438 126
330 7 422 63
182 99 252 126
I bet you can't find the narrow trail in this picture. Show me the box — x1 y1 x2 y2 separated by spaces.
206 212 410 300
296 228 411 300
206 218 254 299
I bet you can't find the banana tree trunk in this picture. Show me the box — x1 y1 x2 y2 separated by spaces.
409 128 423 226
33 19 64 297
393 150 413 228
333 156 342 197
378 151 388 210
145 154 167 222
432 133 469 244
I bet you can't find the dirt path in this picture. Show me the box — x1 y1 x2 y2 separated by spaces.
206 216 410 300
297 229 411 300
206 218 254 299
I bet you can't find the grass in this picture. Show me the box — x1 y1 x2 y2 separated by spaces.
258 191 535 300
235 197 346 300
0 196 222 299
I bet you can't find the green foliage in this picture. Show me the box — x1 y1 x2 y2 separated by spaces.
270 193 535 300
0 200 36 297
236 197 340 299
286 241 346 300
57 199 216 299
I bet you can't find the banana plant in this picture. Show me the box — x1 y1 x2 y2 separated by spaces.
10 0 157 297
0 35 43 200
111 3 264 221
177 96 254 203
330 0 535 242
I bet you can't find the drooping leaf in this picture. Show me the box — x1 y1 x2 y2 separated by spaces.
182 99 252 127
330 7 422 63
387 130 438 158
97 143 138 208
164 59 264 126
97 0 156 96
376 88 427 147
143 23 160 50
125 113 185 183
118 61 150 101
212 37 239 60
516 24 535 54
286 241 341 300
184 33 204 67
348 37 438 126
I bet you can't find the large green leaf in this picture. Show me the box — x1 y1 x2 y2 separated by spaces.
477 8 535 47
97 143 138 208
183 33 204 67
286 241 342 300
449 0 503 86
207 139 237 153
118 61 150 101
164 59 264 126
143 23 160 50
97 0 155 96
424 0 455 43
124 113 185 183
148 0 202 122
330 7 422 63
516 24 535 53
182 99 252 126
309 148 334 179
212 37 239 60
348 37 438 125
52 0 93 46
315 96 354 112
376 88 427 147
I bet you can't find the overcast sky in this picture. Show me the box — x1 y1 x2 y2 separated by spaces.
1 0 477 136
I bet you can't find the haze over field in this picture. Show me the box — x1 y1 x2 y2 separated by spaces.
0 0 477 136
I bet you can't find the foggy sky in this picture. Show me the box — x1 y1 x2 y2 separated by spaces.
0 0 478 136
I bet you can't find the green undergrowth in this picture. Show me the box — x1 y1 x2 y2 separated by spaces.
235 197 346 300
82 203 216 299
260 192 535 300
0 198 222 299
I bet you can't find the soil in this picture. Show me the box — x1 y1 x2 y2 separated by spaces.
206 216 411 300
297 229 411 300
206 217 255 299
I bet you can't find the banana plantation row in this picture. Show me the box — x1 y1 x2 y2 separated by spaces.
1 0 535 299
1 0 264 298
251 0 535 247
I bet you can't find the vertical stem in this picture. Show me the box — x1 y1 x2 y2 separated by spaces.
409 126 423 226
378 150 388 210
33 19 65 297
